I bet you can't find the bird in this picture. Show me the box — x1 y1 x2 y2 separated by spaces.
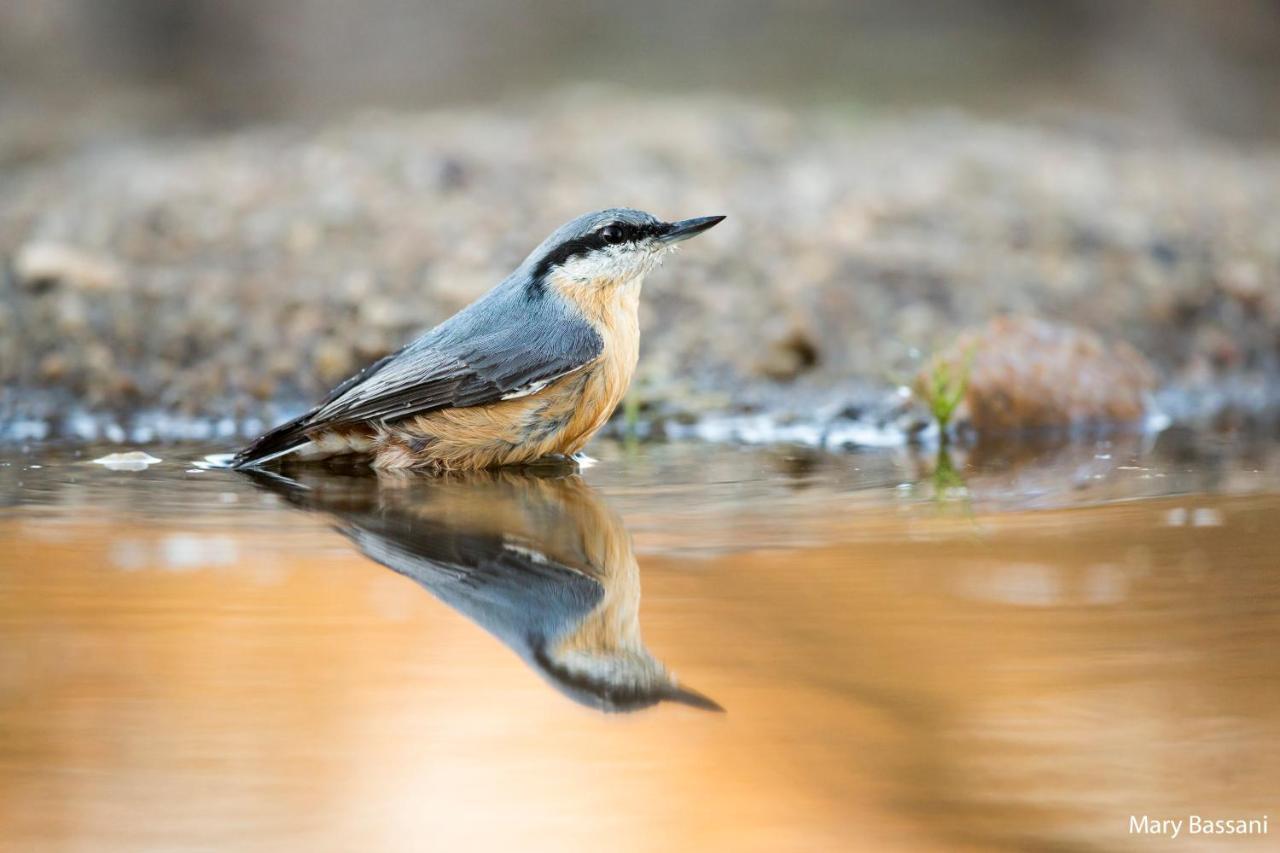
243 463 722 713
231 208 724 470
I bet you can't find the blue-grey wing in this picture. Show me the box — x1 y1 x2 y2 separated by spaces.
343 518 605 655
310 294 601 426
231 283 600 467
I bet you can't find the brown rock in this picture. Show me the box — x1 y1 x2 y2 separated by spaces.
38 353 69 381
755 326 820 382
922 316 1156 434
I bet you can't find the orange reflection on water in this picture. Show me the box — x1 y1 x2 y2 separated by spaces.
2 467 1278 851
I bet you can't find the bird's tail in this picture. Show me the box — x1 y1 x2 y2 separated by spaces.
230 411 313 469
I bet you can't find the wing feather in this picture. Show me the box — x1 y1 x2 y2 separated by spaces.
311 328 600 426
232 294 601 466
232 281 602 468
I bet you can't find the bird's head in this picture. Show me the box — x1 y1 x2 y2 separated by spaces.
534 644 724 714
525 208 724 293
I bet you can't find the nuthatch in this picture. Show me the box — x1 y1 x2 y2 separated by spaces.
232 209 724 470
246 465 721 713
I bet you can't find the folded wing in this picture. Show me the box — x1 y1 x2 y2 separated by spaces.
231 292 602 468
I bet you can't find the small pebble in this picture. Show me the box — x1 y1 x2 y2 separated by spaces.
92 451 162 471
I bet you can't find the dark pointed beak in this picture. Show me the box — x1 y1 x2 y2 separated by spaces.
658 215 726 245
663 682 725 712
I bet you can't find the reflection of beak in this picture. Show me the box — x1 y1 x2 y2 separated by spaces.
663 682 725 712
659 215 726 245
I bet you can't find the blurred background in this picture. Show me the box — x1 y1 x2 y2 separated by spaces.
6 0 1280 138
2 0 1279 437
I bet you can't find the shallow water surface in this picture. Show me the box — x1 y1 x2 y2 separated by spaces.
2 434 1279 851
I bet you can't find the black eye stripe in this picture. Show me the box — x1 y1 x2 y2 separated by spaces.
599 221 667 244
529 220 665 284
629 221 667 241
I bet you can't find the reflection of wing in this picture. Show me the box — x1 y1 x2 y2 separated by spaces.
341 513 605 658
240 466 722 714
232 285 600 467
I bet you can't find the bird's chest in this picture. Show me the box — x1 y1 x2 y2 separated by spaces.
583 299 641 413
537 294 640 452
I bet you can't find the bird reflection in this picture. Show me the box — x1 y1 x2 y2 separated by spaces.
244 463 721 714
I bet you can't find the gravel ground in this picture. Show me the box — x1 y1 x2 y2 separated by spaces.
2 92 1279 438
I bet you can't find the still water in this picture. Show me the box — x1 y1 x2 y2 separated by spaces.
2 432 1278 851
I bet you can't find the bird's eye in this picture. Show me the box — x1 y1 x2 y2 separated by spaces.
599 224 625 244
